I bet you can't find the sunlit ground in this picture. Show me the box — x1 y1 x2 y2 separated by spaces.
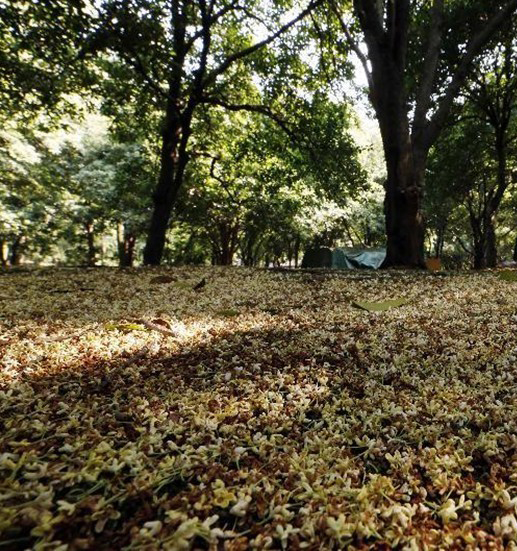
1 267 517 549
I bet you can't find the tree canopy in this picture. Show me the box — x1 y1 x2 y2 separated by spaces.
1 0 517 269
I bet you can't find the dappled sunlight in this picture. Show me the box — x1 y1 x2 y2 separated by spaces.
2 268 517 548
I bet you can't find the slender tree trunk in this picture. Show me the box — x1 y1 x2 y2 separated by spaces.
484 140 508 268
143 0 197 267
0 239 7 267
513 235 517 262
117 222 137 267
121 236 136 267
470 216 487 269
434 221 446 257
84 221 96 267
10 235 24 266
117 222 125 265
485 220 497 268
294 235 300 268
242 233 256 266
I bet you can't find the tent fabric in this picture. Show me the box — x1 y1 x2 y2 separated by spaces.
332 248 386 270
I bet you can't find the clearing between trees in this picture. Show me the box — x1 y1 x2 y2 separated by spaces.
1 268 517 549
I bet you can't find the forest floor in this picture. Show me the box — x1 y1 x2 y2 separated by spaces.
1 267 517 550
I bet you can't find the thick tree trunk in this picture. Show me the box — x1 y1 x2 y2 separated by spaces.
143 113 188 265
472 237 486 269
470 214 490 270
378 111 426 268
214 223 239 265
351 0 517 268
383 168 425 267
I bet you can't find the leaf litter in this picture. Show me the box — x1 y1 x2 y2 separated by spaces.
1 267 517 549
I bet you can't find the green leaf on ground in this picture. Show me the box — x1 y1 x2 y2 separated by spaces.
172 281 193 290
352 298 408 312
498 270 517 282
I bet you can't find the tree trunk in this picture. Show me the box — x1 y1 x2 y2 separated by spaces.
117 222 125 265
485 220 497 268
0 239 7 267
10 235 24 266
350 0 517 268
84 221 96 267
215 223 239 265
143 102 192 265
484 138 508 268
435 221 447 258
383 172 425 267
241 233 256 267
472 239 486 269
294 235 300 268
470 214 487 269
117 222 136 267
379 121 426 268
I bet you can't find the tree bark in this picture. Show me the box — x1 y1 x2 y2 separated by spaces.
383 144 426 267
143 94 193 265
118 223 137 267
485 221 497 268
0 239 7 267
84 221 96 267
212 222 239 265
294 234 301 268
10 235 24 266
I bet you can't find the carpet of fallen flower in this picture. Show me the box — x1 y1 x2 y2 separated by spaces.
2 267 517 550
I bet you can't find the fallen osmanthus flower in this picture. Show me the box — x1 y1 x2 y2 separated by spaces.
1 267 517 549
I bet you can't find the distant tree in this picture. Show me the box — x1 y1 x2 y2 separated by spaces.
173 93 365 266
2 0 326 265
461 25 517 266
0 129 64 265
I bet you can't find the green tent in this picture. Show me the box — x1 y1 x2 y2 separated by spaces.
332 248 386 270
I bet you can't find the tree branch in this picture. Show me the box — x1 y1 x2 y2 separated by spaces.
387 0 410 66
353 0 385 43
184 0 240 53
412 0 443 136
203 0 324 87
200 97 297 143
424 0 517 150
330 0 373 89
